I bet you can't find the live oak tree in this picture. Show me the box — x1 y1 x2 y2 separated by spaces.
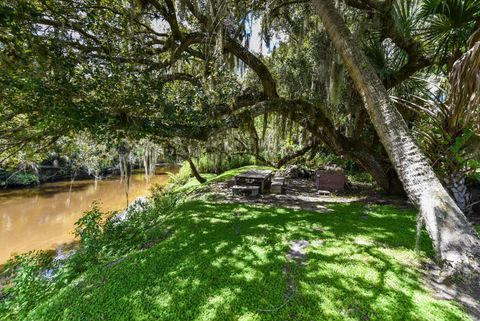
1 0 479 272
0 0 403 194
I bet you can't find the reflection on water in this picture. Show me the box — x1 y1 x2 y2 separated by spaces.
0 166 177 263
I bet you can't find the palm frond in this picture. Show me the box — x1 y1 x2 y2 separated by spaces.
448 40 480 128
421 0 480 53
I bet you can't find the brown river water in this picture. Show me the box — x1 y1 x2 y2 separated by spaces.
0 166 177 263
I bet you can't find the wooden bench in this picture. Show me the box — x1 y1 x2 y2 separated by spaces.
232 185 260 196
317 190 331 196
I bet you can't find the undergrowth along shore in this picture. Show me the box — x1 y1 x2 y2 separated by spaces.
0 166 475 320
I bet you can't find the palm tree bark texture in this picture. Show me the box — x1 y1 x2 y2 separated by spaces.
314 0 480 275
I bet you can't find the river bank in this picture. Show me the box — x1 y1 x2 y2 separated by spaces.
1 166 478 320
0 162 177 189
0 165 177 263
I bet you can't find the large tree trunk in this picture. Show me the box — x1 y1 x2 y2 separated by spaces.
187 158 206 184
446 173 472 215
314 0 480 273
246 98 406 195
275 140 318 169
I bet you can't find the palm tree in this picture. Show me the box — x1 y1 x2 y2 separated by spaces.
314 0 480 274
395 1 480 214
444 36 480 212
421 0 480 66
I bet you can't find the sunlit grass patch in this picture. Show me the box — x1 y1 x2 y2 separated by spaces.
173 165 274 194
23 199 470 320
208 165 275 183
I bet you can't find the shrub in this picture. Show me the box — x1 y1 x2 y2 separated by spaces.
348 172 374 183
0 190 183 320
151 188 182 215
197 154 255 173
168 161 192 186
74 202 103 261
0 172 40 187
74 188 182 259
305 152 374 183
0 251 54 320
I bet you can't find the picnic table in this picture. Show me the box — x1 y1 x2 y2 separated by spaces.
234 170 273 194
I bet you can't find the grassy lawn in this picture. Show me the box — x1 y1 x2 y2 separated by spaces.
173 165 275 193
25 178 470 320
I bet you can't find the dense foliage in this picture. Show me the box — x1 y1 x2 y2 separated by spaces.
1 0 478 198
0 186 182 320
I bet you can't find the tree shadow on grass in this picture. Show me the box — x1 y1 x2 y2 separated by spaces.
28 201 469 321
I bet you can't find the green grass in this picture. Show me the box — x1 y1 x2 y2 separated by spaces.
2 167 470 320
174 173 217 192
173 165 274 193
25 196 470 320
207 165 274 183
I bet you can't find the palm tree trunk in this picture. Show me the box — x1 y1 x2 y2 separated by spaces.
446 173 472 215
314 0 480 273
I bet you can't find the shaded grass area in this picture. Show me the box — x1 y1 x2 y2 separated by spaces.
207 165 274 183
26 199 469 320
174 173 216 191
174 165 274 193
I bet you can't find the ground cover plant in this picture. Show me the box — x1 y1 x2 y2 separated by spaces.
2 0 480 272
1 167 472 320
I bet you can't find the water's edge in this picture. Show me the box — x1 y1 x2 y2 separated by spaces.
0 165 177 263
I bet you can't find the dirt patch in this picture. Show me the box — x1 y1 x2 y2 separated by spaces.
257 239 311 314
287 240 309 262
203 178 411 213
422 263 480 320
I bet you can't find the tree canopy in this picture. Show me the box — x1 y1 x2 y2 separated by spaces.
1 0 478 194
